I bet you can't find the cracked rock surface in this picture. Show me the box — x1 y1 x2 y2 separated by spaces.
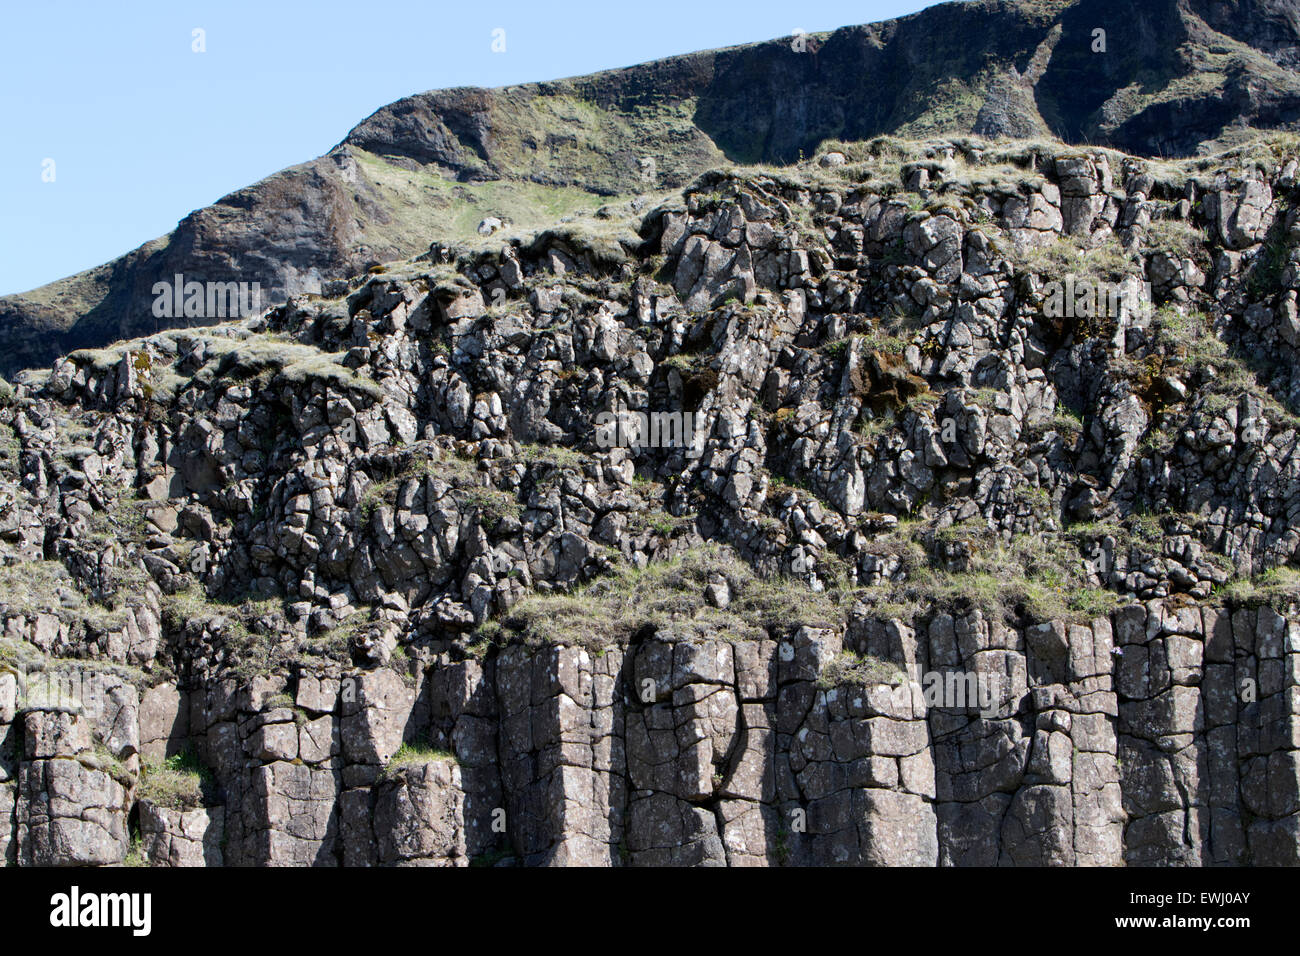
3 133 1300 865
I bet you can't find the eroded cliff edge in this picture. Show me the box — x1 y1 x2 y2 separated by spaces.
3 133 1300 865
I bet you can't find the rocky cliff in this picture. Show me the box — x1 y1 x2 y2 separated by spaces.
2 125 1300 865
2 0 1299 377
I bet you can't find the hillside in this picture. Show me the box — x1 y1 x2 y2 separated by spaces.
1 0 1299 376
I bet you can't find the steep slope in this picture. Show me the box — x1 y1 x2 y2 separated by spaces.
2 130 1300 865
2 0 1299 377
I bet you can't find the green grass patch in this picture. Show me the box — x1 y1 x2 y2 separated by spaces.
854 523 1123 626
486 542 841 651
1220 566 1300 606
137 748 217 810
380 742 458 782
817 650 907 689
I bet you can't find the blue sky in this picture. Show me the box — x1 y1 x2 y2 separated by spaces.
0 0 941 295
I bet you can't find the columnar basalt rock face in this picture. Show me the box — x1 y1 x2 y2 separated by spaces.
139 801 223 867
495 644 622 866
1 609 1299 866
14 711 132 866
0 671 15 865
372 760 466 866
2 134 1300 865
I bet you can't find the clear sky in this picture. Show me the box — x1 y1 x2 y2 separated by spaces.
0 0 943 296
